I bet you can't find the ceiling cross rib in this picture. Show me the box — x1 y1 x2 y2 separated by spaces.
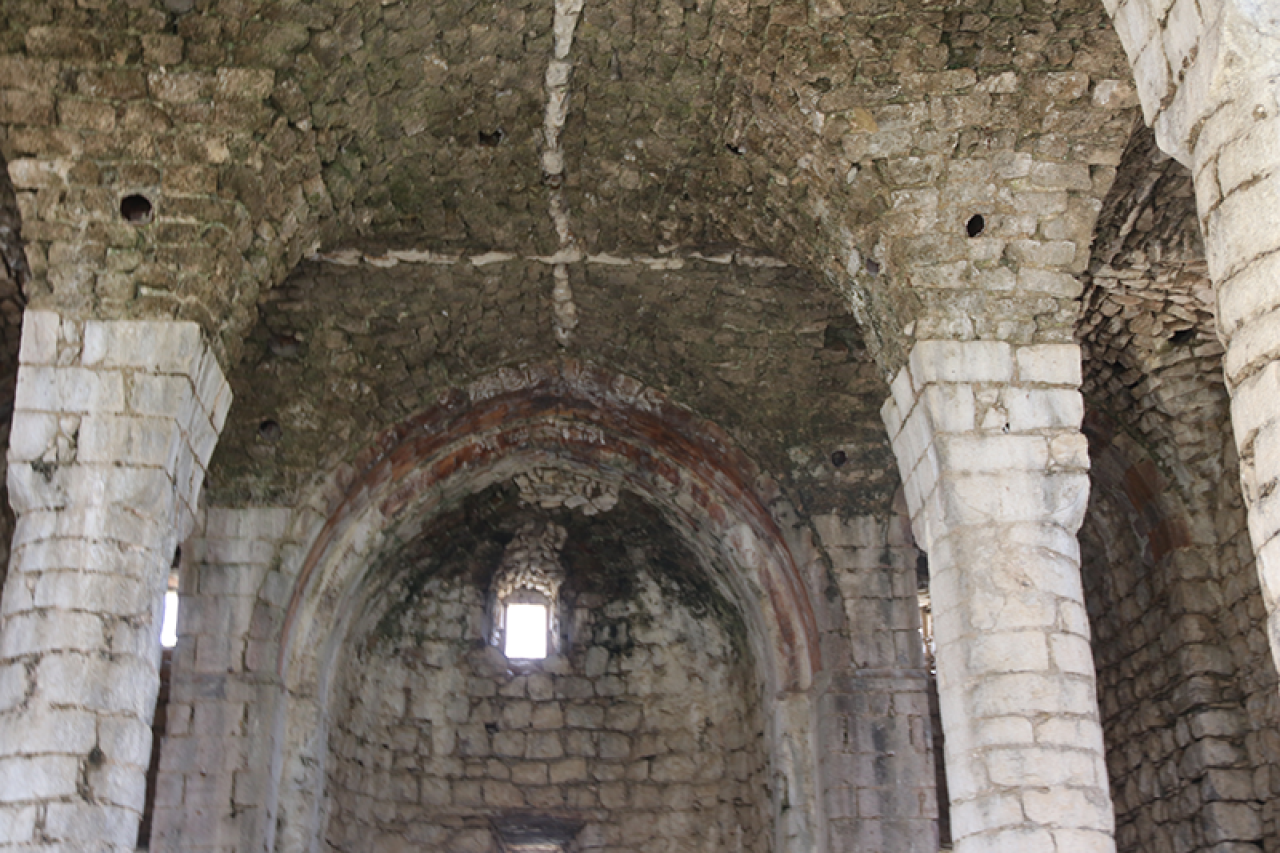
541 0 587 346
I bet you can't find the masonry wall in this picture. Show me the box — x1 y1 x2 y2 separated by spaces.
1081 453 1279 852
1078 124 1280 853
323 564 771 853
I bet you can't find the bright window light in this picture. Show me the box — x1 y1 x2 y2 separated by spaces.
504 603 548 659
160 590 179 648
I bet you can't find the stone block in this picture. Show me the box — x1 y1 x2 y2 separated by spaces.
909 340 1014 385
215 68 275 101
1217 250 1280 339
7 411 57 462
1014 344 1083 385
0 610 105 657
15 366 126 414
17 310 58 365
77 413 183 467
1002 388 1084 431
88 762 147 811
0 756 80 802
1207 170 1280 282
936 434 1049 473
938 470 1089 529
36 652 157 717
970 673 1096 720
966 631 1049 673
42 802 137 844
1201 801 1262 842
82 319 205 374
549 757 588 783
98 717 153 768
0 805 36 843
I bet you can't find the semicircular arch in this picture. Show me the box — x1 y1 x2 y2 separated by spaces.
266 360 827 853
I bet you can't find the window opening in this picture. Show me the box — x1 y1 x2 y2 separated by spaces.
139 563 179 848
490 522 567 660
504 602 550 659
160 590 180 648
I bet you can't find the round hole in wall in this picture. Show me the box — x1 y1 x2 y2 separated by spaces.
1169 328 1196 347
258 419 283 442
966 214 986 237
830 450 847 468
120 194 154 224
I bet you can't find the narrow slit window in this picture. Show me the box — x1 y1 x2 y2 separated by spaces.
504 602 549 659
160 590 180 649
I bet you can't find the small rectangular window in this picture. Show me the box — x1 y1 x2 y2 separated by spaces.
160 590 180 648
504 603 549 659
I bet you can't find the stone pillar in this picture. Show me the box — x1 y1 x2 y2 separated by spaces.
151 506 291 853
1194 71 1280 685
0 311 229 852
881 340 1114 853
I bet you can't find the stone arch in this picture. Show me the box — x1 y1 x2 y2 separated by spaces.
1 0 1149 377
264 361 828 853
1080 420 1276 850
0 148 24 599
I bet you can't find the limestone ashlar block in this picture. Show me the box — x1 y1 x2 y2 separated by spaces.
14 365 125 414
76 413 184 468
43 802 139 844
5 411 56 463
1 708 96 756
16 310 57 365
1207 170 1280 284
1216 250 1280 339
922 383 976 432
0 755 81 803
908 340 1014 385
0 805 37 843
0 609 105 657
936 470 1090 530
934 434 1050 473
1014 344 1083 386
1224 303 1280 386
81 319 205 375
1229 359 1280 449
1002 387 1086 432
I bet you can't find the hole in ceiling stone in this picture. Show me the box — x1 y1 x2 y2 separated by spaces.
268 332 301 359
864 258 880 276
478 128 505 147
831 450 847 468
726 143 745 156
120 194 154 224
1169 328 1196 346
966 214 985 237
258 419 283 442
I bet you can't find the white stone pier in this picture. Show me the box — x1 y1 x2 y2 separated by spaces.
0 312 228 852
882 340 1115 853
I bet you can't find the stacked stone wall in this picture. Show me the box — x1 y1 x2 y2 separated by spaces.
1078 124 1280 853
1081 470 1270 852
323 566 770 853
150 506 293 852
810 511 937 851
0 0 1142 374
211 257 895 519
